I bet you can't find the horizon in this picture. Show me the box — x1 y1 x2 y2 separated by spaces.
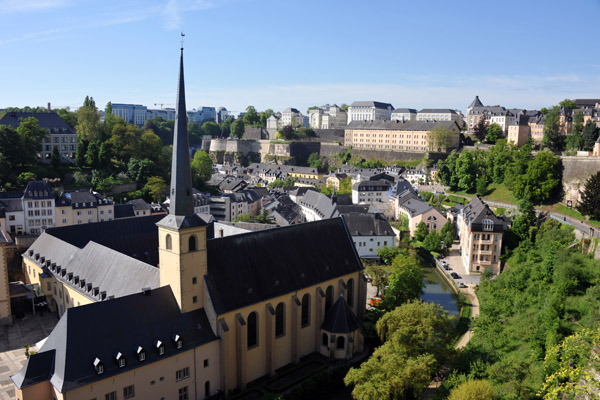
1 0 599 115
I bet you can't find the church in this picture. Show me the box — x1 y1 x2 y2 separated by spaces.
12 48 366 400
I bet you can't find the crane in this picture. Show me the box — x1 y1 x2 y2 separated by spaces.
154 103 174 109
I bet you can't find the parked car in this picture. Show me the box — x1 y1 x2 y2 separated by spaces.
450 272 461 279
458 282 468 288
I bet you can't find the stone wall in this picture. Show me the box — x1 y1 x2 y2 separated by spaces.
561 156 600 205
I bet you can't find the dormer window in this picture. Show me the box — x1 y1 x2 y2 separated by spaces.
482 218 494 231
155 340 164 355
115 352 126 368
93 357 104 374
172 334 182 349
136 346 146 362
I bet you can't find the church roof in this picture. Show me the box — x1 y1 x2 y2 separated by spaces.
320 294 361 334
205 218 363 314
12 286 218 392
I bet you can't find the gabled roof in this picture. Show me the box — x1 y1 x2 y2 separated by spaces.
461 195 505 233
342 213 394 237
56 190 112 208
397 192 433 217
0 112 76 135
298 190 339 219
205 218 363 314
114 204 135 219
12 286 218 392
23 181 53 199
320 294 360 334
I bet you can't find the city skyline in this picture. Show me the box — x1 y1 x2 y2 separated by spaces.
1 0 600 114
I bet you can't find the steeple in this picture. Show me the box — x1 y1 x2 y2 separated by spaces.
157 45 205 229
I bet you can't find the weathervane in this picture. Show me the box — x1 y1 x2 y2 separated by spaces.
180 31 185 50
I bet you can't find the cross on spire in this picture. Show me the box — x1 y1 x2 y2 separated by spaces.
180 32 185 50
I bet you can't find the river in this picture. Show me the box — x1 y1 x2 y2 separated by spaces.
420 267 459 316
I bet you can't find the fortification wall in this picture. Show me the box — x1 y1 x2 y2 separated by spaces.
561 156 600 205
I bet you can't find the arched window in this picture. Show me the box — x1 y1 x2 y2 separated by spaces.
188 235 197 252
301 294 310 327
337 336 345 349
275 303 285 337
325 286 334 312
322 333 328 347
247 312 258 348
166 234 172 250
347 279 354 307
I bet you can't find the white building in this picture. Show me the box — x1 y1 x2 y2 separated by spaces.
391 108 417 121
22 181 55 235
352 180 393 217
309 105 348 129
281 108 304 127
343 213 396 258
348 101 394 123
416 109 462 124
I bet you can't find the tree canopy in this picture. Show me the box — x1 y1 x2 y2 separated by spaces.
577 171 600 219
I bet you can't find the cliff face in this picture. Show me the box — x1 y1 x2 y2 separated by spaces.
562 157 600 205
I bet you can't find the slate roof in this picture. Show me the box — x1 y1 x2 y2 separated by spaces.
418 108 457 114
127 198 150 210
320 294 360 334
12 286 218 392
0 112 76 135
350 101 393 109
353 179 391 192
44 215 163 265
341 213 395 237
391 179 416 197
56 190 112 208
461 195 505 233
298 190 339 219
468 96 484 109
392 108 417 114
205 218 363 314
346 120 459 131
283 108 301 114
23 181 53 199
397 192 433 217
114 204 135 219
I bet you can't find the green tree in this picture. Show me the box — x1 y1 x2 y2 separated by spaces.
16 116 47 165
108 123 140 162
440 222 455 247
85 140 101 168
414 221 428 241
243 106 259 126
55 108 78 129
136 131 163 162
559 99 577 109
72 171 90 187
127 158 156 183
448 380 494 400
75 138 88 168
229 119 245 139
201 121 220 137
577 171 600 219
232 212 253 223
505 139 532 190
278 125 295 140
542 106 564 152
144 176 167 202
485 123 503 143
423 231 442 253
254 208 275 224
476 175 488 195
191 150 213 186
512 151 562 204
17 172 36 186
573 111 584 136
382 253 424 310
377 246 404 265
428 125 454 152
338 177 352 195
565 134 583 150
51 146 61 170
456 151 478 192
488 139 512 183
98 142 113 166
0 125 24 184
77 96 102 141
582 120 599 151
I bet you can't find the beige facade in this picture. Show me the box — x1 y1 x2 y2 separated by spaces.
55 203 114 227
396 204 446 237
507 124 530 146
0 243 12 324
460 230 502 274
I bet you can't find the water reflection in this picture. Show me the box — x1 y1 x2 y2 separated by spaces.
421 267 459 316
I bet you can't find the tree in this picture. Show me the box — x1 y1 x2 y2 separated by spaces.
577 171 600 219
485 123 503 143
0 125 24 184
201 121 220 137
191 150 213 186
565 134 583 150
108 123 140 162
77 96 101 141
75 138 88 167
476 176 488 195
512 151 562 204
17 172 36 186
582 120 599 151
254 208 275 224
473 117 488 142
278 125 295 140
428 125 453 152
85 140 101 168
414 221 428 241
55 108 78 129
456 151 478 192
448 380 494 400
229 119 245 139
423 231 442 253
559 99 577 109
73 171 90 187
144 176 167 202
345 301 452 400
126 158 156 183
243 106 259 126
382 253 424 310
338 177 352 195
136 131 163 162
440 222 454 248
98 142 113 166
542 106 564 152
51 146 61 170
16 116 47 165
573 111 584 136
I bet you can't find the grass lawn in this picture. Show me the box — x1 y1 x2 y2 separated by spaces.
482 182 518 204
542 203 600 228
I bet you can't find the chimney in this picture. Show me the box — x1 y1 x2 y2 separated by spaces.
47 102 51 112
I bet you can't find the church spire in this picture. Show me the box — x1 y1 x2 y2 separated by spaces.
158 42 205 229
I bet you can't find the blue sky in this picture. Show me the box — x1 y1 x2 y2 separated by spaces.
1 0 599 115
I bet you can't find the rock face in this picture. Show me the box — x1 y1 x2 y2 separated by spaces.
561 156 600 205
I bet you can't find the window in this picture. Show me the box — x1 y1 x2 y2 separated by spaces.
123 385 135 399
192 296 197 304
137 347 146 361
204 359 209 368
347 279 354 307
188 235 197 251
192 277 197 284
483 219 494 231
325 286 334 312
105 392 116 400
247 312 258 348
337 336 345 349
322 333 328 347
46 282 51 291
275 303 285 337
176 367 190 381
178 386 188 400
301 294 310 327
95 359 104 374
166 234 172 250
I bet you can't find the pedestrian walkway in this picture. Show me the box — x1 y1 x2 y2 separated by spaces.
0 313 58 399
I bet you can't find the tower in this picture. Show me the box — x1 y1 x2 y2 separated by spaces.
157 44 208 313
